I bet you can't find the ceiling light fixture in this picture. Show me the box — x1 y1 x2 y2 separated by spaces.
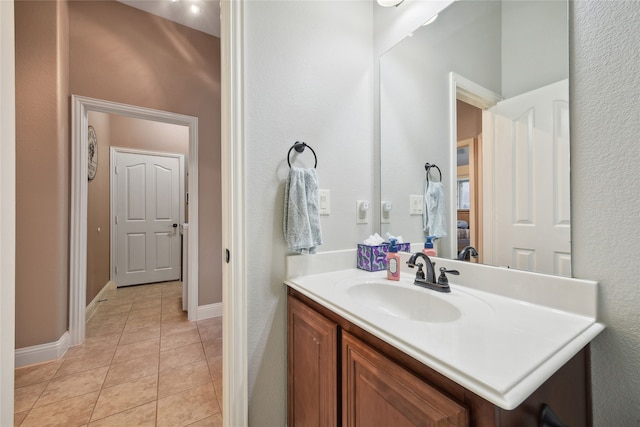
190 4 201 14
377 0 405 7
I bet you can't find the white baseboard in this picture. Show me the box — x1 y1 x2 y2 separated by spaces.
197 302 222 320
85 281 117 322
15 331 70 368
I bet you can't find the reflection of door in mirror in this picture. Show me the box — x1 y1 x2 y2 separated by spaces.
456 101 482 262
491 80 571 276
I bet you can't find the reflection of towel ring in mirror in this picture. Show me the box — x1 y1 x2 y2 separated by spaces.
287 141 317 168
425 162 441 184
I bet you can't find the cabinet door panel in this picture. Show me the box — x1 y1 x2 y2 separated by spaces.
288 296 338 427
342 332 468 427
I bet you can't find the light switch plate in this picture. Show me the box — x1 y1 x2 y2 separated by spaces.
410 195 424 215
319 189 330 215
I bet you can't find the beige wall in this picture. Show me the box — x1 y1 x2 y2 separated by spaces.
86 112 111 304
15 0 70 348
69 1 221 307
456 100 482 141
109 115 189 156
86 111 189 304
15 0 220 349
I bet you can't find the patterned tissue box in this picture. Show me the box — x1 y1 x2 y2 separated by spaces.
357 242 411 272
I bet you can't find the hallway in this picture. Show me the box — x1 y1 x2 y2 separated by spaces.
13 281 222 426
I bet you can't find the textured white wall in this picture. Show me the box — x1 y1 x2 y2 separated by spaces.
572 1 640 424
244 1 373 423
242 0 640 424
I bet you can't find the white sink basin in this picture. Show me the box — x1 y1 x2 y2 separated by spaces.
346 282 462 323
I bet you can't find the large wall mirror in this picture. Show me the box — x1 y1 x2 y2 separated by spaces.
379 0 571 276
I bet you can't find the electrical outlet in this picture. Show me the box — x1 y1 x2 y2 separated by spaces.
381 201 392 224
356 200 369 224
409 195 424 215
319 189 330 215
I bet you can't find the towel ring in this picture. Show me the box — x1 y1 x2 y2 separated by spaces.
425 163 442 183
287 141 317 168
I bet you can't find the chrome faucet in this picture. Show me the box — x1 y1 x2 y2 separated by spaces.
406 252 457 293
457 246 479 262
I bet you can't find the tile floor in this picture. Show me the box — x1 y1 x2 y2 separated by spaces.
14 281 223 427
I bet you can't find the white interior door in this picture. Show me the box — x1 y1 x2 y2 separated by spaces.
492 79 571 276
113 150 184 286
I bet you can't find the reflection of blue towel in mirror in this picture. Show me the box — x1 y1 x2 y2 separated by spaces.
423 181 447 238
283 167 323 254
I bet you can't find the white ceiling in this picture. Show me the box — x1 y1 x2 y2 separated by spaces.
117 0 220 38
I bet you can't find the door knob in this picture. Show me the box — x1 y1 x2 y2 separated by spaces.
172 223 178 228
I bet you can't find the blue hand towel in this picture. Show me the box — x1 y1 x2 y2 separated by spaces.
283 167 322 254
423 180 447 238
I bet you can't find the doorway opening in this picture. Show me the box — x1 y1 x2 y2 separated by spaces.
70 95 199 346
456 100 483 262
448 73 501 262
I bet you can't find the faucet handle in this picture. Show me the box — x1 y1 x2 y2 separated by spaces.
437 267 460 286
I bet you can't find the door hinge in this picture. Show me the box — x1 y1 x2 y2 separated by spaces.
225 249 230 264
115 266 118 274
115 216 118 225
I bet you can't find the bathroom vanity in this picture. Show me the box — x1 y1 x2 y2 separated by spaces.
285 253 604 427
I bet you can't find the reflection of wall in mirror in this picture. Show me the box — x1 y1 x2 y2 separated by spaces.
379 0 568 264
379 0 501 256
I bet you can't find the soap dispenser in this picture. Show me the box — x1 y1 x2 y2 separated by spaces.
386 238 401 281
423 236 437 257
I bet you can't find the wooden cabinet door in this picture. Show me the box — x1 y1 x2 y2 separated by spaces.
288 295 338 427
342 332 468 427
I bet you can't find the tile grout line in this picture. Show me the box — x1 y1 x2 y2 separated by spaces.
14 282 217 426
86 290 127 425
19 348 66 424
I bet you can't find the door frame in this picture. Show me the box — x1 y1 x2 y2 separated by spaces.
110 147 186 286
221 0 248 425
448 72 501 261
0 1 16 421
70 95 199 346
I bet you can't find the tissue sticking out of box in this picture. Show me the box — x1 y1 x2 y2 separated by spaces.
363 233 385 246
362 233 404 245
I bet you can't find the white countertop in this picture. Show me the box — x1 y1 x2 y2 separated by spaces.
285 252 604 410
